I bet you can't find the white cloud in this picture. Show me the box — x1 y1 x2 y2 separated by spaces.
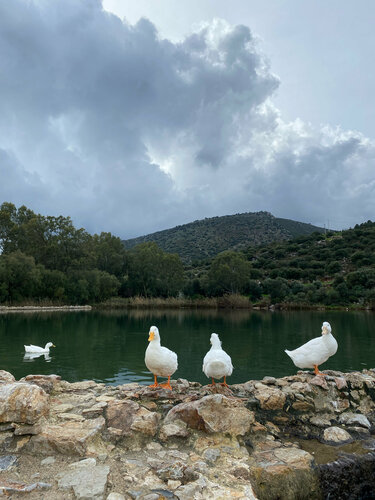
0 0 374 237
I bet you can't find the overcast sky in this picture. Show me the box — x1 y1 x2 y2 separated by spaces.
1 0 375 238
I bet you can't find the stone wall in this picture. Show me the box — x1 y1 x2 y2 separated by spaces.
0 368 374 499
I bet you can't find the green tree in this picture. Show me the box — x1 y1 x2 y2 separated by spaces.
128 242 184 297
208 251 251 295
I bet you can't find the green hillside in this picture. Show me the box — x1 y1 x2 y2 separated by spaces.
123 211 325 262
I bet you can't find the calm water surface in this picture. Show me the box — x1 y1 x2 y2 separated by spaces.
0 309 374 386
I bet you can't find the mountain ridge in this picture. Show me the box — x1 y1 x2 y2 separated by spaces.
122 211 325 263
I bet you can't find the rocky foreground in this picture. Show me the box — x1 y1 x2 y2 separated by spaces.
0 369 375 500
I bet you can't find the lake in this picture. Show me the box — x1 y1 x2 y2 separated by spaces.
0 309 374 386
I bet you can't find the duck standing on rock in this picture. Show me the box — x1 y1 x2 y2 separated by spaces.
145 326 178 390
285 321 338 375
203 333 233 387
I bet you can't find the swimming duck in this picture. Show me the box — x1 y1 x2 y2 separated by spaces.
203 333 233 387
285 322 337 375
145 326 178 390
24 342 55 354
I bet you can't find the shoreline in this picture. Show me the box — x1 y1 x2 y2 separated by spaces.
0 302 374 313
0 368 374 499
0 305 92 313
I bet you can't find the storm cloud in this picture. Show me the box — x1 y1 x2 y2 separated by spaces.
0 0 374 236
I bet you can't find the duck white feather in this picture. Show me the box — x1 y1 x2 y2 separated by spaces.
285 322 337 374
24 342 55 353
203 333 233 386
145 326 178 389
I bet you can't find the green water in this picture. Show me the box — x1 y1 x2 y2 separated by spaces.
0 309 373 386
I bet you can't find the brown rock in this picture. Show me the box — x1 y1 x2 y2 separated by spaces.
165 394 255 436
27 416 105 456
106 399 160 436
0 383 49 424
105 399 139 434
254 385 286 410
130 407 160 436
20 374 61 394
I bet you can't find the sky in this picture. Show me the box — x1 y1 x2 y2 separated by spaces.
1 0 375 238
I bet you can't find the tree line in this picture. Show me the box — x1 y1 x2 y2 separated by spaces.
1 202 374 308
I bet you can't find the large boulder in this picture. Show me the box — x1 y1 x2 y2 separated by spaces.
0 371 16 385
0 383 49 424
165 394 255 436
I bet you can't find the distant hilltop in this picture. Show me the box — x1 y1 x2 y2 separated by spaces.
122 211 325 263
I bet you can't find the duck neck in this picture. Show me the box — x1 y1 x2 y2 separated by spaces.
149 339 161 348
211 340 222 350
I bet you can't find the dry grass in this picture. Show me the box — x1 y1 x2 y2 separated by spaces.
95 295 252 310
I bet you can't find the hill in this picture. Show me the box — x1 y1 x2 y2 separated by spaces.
122 211 325 262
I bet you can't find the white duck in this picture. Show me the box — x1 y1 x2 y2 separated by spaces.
285 322 337 375
145 326 178 390
203 333 233 387
24 342 55 354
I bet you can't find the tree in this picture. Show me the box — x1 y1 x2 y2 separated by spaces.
0 251 42 303
208 251 251 295
128 242 184 297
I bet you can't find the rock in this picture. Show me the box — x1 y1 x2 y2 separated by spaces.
0 480 52 494
310 376 329 390
57 463 110 499
249 445 319 500
28 416 105 456
202 447 221 463
52 403 74 413
323 426 352 444
310 416 332 428
12 422 42 435
0 371 16 384
106 399 160 437
20 374 61 393
334 377 347 390
107 493 126 500
106 399 139 434
253 384 286 410
0 382 49 424
64 380 99 392
165 394 254 435
69 457 97 468
338 412 371 429
0 454 17 470
41 456 56 465
131 407 160 436
159 420 189 441
82 401 108 418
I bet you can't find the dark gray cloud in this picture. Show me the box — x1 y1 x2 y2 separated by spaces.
0 0 374 236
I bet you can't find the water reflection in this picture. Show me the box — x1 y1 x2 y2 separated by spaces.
23 352 52 362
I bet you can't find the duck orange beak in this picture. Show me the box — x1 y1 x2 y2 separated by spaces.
148 331 154 341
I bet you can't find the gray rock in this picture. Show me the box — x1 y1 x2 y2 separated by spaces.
57 464 110 499
202 448 221 463
41 456 56 466
339 412 371 429
0 454 18 470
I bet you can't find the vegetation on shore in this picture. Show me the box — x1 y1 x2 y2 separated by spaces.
0 202 374 310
